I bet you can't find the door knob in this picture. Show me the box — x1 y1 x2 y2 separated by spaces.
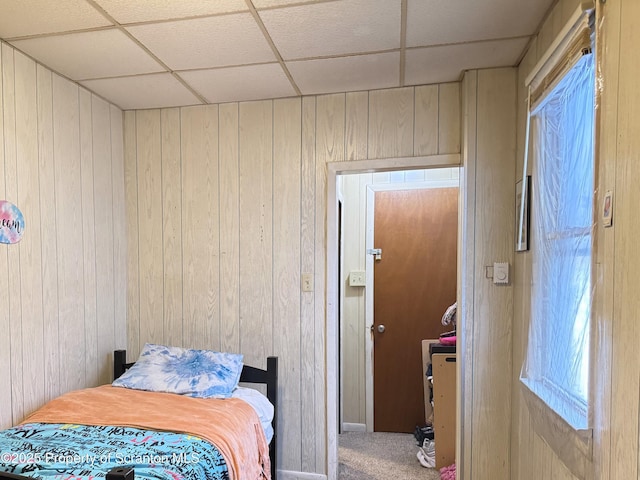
377 324 386 333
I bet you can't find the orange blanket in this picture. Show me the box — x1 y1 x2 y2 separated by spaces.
22 385 270 480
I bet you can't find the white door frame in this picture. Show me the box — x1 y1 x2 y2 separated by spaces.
326 154 460 479
363 178 460 431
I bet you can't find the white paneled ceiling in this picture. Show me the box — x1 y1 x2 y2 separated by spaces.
0 0 556 110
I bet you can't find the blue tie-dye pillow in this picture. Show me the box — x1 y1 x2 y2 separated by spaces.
112 343 244 398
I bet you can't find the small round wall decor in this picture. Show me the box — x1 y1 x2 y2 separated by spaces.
0 200 25 244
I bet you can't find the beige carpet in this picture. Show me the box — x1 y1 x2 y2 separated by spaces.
338 432 440 480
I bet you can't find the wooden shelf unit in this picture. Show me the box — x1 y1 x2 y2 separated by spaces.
421 339 456 469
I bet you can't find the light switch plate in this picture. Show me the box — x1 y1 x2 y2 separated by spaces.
493 262 509 284
302 273 313 292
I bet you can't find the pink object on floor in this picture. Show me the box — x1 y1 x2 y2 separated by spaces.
440 335 456 345
440 463 456 480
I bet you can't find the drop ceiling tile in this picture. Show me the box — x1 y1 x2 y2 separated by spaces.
287 52 400 95
253 0 325 7
179 63 296 104
126 14 276 71
259 0 401 60
406 0 555 47
80 73 201 110
404 38 530 85
0 0 111 38
94 0 247 24
10 29 164 80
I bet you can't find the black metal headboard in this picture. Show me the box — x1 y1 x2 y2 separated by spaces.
113 350 278 480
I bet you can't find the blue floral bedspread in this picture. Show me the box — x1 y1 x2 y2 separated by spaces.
0 423 229 480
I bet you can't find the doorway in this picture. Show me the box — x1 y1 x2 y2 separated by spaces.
333 164 460 473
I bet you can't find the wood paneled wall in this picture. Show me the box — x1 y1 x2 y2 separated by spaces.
9 1 640 476
0 41 126 429
459 67 516 480
595 0 640 479
507 0 640 479
123 83 460 477
591 4 617 480
510 1 592 479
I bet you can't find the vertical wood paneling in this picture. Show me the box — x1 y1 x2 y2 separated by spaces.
111 105 127 352
15 51 44 418
124 111 140 358
414 84 439 155
511 39 538 480
317 94 345 164
516 406 533 480
458 69 516 479
219 103 240 354
36 63 60 405
160 108 183 347
79 88 98 386
239 100 272 367
52 73 85 392
273 97 302 470
611 1 640 478
459 70 477 480
316 94 347 474
473 68 515 480
0 42 124 426
3 44 24 424
510 3 625 480
300 95 317 473
181 105 219 350
92 96 115 385
345 91 368 161
368 87 414 158
592 2 617 480
439 83 461 154
0 44 10 429
508 3 598 480
120 83 463 477
12 17 636 478
136 109 164 346
4 63 470 471
534 433 554 479
522 417 534 480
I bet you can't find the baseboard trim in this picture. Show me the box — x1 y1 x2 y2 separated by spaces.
342 422 366 432
277 470 327 480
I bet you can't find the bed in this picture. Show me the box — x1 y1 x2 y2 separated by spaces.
0 345 278 480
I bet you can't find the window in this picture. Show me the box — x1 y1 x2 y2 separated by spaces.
520 50 595 430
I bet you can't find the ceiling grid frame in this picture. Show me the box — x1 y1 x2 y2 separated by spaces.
0 0 557 110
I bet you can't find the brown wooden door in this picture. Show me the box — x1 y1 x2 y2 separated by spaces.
373 187 458 433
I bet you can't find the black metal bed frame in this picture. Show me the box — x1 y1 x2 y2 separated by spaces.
0 350 279 480
114 350 279 480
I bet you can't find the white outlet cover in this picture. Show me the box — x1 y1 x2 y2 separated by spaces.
349 270 366 287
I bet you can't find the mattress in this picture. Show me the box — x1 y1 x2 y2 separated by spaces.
0 385 271 480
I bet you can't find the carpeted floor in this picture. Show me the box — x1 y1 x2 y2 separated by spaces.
338 432 440 480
